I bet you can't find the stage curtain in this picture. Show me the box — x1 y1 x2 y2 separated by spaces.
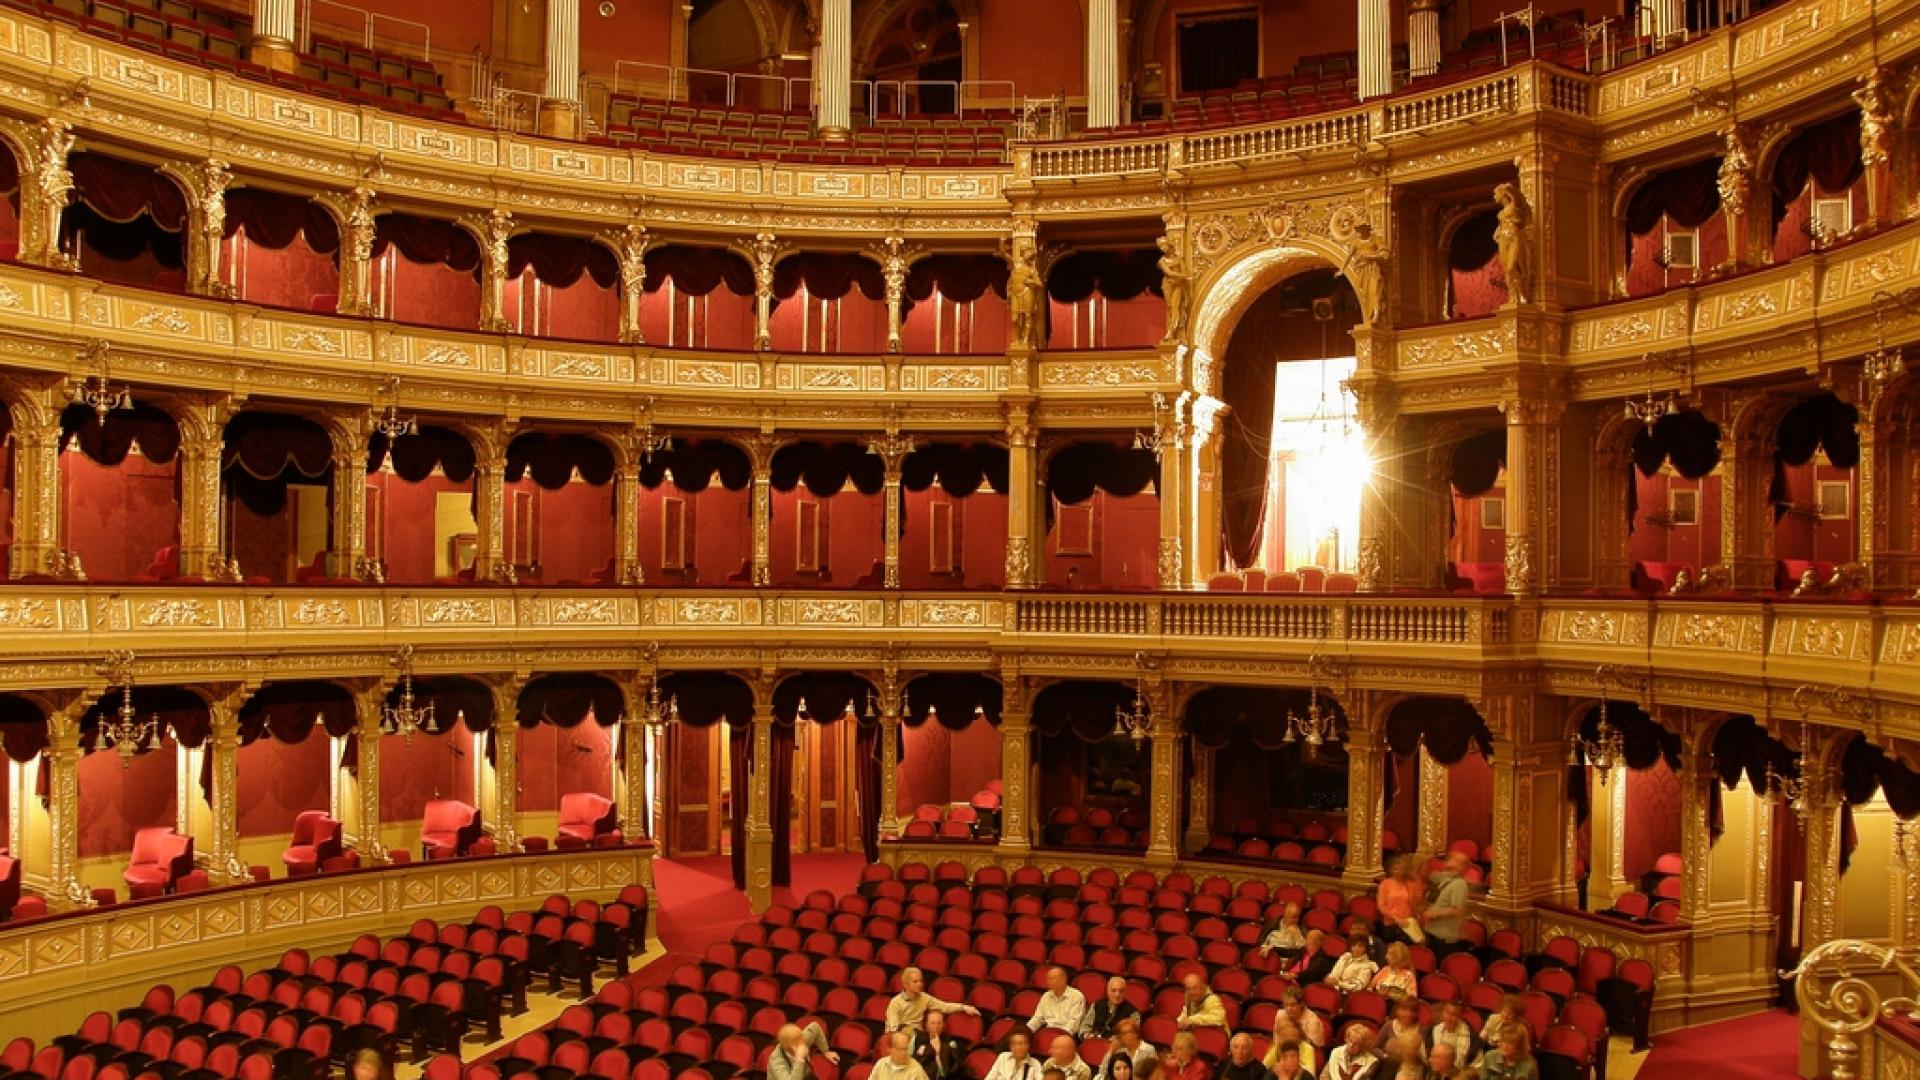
517 673 625 729
69 152 187 230
773 252 886 301
1220 349 1279 569
729 723 750 889
373 213 480 273
643 244 755 297
238 680 357 744
60 401 181 466
507 233 619 290
1770 111 1864 225
1045 443 1158 505
1030 680 1135 742
369 426 476 485
1045 249 1164 303
902 443 1009 497
224 187 341 254
904 673 1003 728
506 432 616 489
639 439 752 492
770 441 886 497
904 253 1008 303
1385 698 1492 765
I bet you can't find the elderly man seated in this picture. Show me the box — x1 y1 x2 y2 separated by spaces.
1175 972 1228 1031
872 1032 931 1080
1079 976 1141 1039
887 966 980 1033
986 1030 1048 1080
1042 1035 1092 1080
1217 1033 1276 1080
1027 967 1088 1033
769 1023 841 1080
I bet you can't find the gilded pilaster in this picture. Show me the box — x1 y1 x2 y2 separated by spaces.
997 672 1032 854
1587 757 1631 908
873 232 914 355
485 673 524 853
2 377 67 578
323 411 371 579
1144 670 1179 864
1857 393 1886 588
1498 384 1562 597
1855 68 1894 229
43 692 89 909
464 421 510 583
618 671 652 839
1417 744 1449 856
169 158 232 298
1352 380 1398 592
1154 393 1186 589
1482 689 1573 911
465 209 517 333
1184 742 1213 855
1719 391 1782 590
171 398 231 579
749 232 779 352
745 668 777 911
1343 690 1387 887
352 681 390 864
749 433 777 586
17 118 74 270
868 429 912 589
877 658 902 840
206 684 246 882
602 220 651 344
1675 730 1714 923
1004 403 1036 587
316 186 377 318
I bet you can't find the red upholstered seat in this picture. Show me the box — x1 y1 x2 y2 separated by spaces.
123 827 194 893
281 810 343 875
555 792 617 849
0 855 20 922
421 799 481 859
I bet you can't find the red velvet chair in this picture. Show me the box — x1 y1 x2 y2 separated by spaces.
141 545 180 582
124 828 195 894
0 855 21 921
555 793 617 850
281 811 344 876
420 800 481 860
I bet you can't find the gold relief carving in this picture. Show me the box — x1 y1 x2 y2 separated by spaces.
1595 312 1654 347
921 368 987 390
1721 290 1780 322
678 362 736 386
548 598 617 624
0 597 55 628
796 599 864 625
281 328 343 354
0 283 22 309
547 355 608 379
287 598 351 626
1042 362 1162 386
1402 324 1514 368
1559 610 1621 643
916 602 986 626
128 305 194 334
801 368 860 390
1671 613 1742 650
675 599 743 624
136 599 215 627
1789 618 1858 658
420 598 490 624
416 344 474 368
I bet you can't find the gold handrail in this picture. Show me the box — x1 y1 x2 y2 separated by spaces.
1784 939 1920 1080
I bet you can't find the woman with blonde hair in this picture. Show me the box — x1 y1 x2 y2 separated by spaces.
348 1048 395 1080
1369 942 1418 998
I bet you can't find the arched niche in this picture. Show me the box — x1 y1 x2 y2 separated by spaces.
503 431 618 585
1041 440 1159 591
768 441 886 587
655 671 756 875
235 680 356 868
76 684 209 896
899 441 1008 589
505 232 621 343
222 410 334 584
641 245 756 350
897 672 1004 835
514 673 625 843
57 398 182 582
61 151 188 291
1031 680 1150 851
376 674 495 856
900 253 1009 355
1185 685 1351 867
368 211 481 331
222 186 340 312
769 252 888 353
1045 248 1165 350
1384 697 1495 881
365 424 479 585
636 439 755 586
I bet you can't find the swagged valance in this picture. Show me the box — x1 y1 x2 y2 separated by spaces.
1633 410 1721 478
1711 715 1796 791
1449 428 1507 497
506 432 616 489
1770 111 1864 225
1839 735 1920 817
373 213 479 272
1775 393 1859 469
368 426 477 485
223 187 341 254
1046 249 1164 303
82 685 210 750
643 245 755 297
516 673 624 728
69 152 187 230
771 441 885 497
772 672 876 726
507 233 620 290
223 411 332 515
0 140 17 202
0 694 46 763
1385 698 1493 765
1446 209 1500 272
903 443 1009 497
639 439 752 492
1184 686 1347 751
903 673 1002 728
60 401 181 466
385 676 495 733
1045 443 1157 505
1626 157 1725 236
774 253 885 302
1031 680 1137 742
904 254 1008 304
238 680 357 745
655 672 755 728
1573 701 1681 771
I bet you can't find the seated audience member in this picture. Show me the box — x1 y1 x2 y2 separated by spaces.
1376 857 1425 945
1102 1052 1140 1080
1371 943 1418 998
1176 972 1228 1031
1285 929 1334 985
1046 1071 1066 1080
1378 1030 1426 1078
1280 986 1328 1048
988 1030 1047 1080
1427 1000 1473 1065
1268 1040 1311 1080
1423 852 1473 956
1477 996 1524 1058
1081 975 1143 1038
1218 1033 1275 1080
1477 1029 1536 1080
1325 936 1379 993
875 1032 933 1080
1259 902 1308 957
771 1022 842 1080
1266 1016 1316 1075
1427 1043 1461 1079
1161 1032 1212 1080
1323 1023 1379 1080
1046 1035 1093 1080
1381 997 1422 1049
1030 966 1089 1033
1101 1019 1159 1079
889 966 981 1032
913 1010 968 1080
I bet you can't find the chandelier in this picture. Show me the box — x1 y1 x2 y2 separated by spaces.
1862 289 1915 400
73 373 132 427
640 680 678 729
382 645 435 743
96 649 159 768
372 377 418 440
1130 392 1170 461
1282 655 1342 749
1766 712 1815 820
1574 694 1628 785
1113 680 1151 743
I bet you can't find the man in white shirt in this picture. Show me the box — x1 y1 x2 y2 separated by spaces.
1026 967 1088 1034
886 966 979 1033
986 1030 1047 1080
1043 1034 1092 1080
872 1032 932 1080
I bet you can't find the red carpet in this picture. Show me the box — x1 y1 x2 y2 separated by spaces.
1635 1009 1800 1080
629 852 869 986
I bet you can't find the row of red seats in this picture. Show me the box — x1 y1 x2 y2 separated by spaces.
899 782 1004 841
1042 804 1150 852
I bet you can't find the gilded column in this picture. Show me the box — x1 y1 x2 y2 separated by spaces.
353 682 390 864
1717 125 1755 270
619 672 652 839
745 670 777 912
1855 68 1893 229
324 411 370 579
174 159 232 298
613 424 652 585
1184 742 1213 855
749 434 775 586
1719 392 1779 591
816 0 852 140
207 686 245 883
486 674 524 853
1857 396 1885 588
467 209 516 333
470 423 510 583
248 0 298 71
1796 727 1848 950
1638 0 1683 38
1154 396 1186 589
1004 403 1036 588
1675 737 1714 923
1407 0 1441 78
603 221 650 345
538 0 582 138
1144 671 1179 864
1416 745 1449 856
1586 760 1630 908
868 431 912 589
1085 0 1120 128
996 673 1033 854
44 694 88 909
317 187 377 318
1343 691 1387 887
1499 390 1560 597
173 400 229 580
17 118 75 270
749 232 778 352
877 659 902 840
1483 691 1574 910
878 234 910 355
2 379 66 579
1357 0 1393 99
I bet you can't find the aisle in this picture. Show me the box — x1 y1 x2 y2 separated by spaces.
1633 1009 1800 1080
635 852 868 983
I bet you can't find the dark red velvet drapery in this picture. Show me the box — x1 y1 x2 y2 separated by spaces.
855 721 881 862
237 680 358 744
68 153 187 229
643 245 755 297
770 441 886 497
1045 443 1158 505
903 253 1008 303
638 439 752 492
516 672 625 729
224 187 341 253
0 694 46 763
386 675 495 733
60 401 181 466
1030 680 1137 742
368 426 476 485
505 432 616 489
1183 685 1347 750
901 443 1009 497
373 213 480 272
903 673 1003 728
1384 697 1493 765
1769 111 1864 225
1045 248 1164 303
507 233 619 289
772 252 886 301
1220 355 1278 570
729 723 750 889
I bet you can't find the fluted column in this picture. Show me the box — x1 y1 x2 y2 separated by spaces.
817 0 852 140
4 382 65 579
1085 0 1120 128
207 687 245 883
1484 691 1575 911
1408 0 1441 79
745 673 776 912
1587 761 1630 908
487 675 524 853
1145 675 1179 865
17 119 74 270
1357 0 1393 99
249 0 298 71
1499 392 1560 597
1638 0 1684 40
996 675 1033 854
1004 404 1036 588
1184 743 1213 854
43 695 88 909
353 683 390 864
878 711 902 840
538 0 582 139
1343 693 1387 887
869 432 912 589
1154 400 1185 589
613 451 644 585
325 414 370 578
619 674 651 839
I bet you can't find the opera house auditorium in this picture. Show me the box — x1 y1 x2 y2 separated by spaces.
0 0 1916 1077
